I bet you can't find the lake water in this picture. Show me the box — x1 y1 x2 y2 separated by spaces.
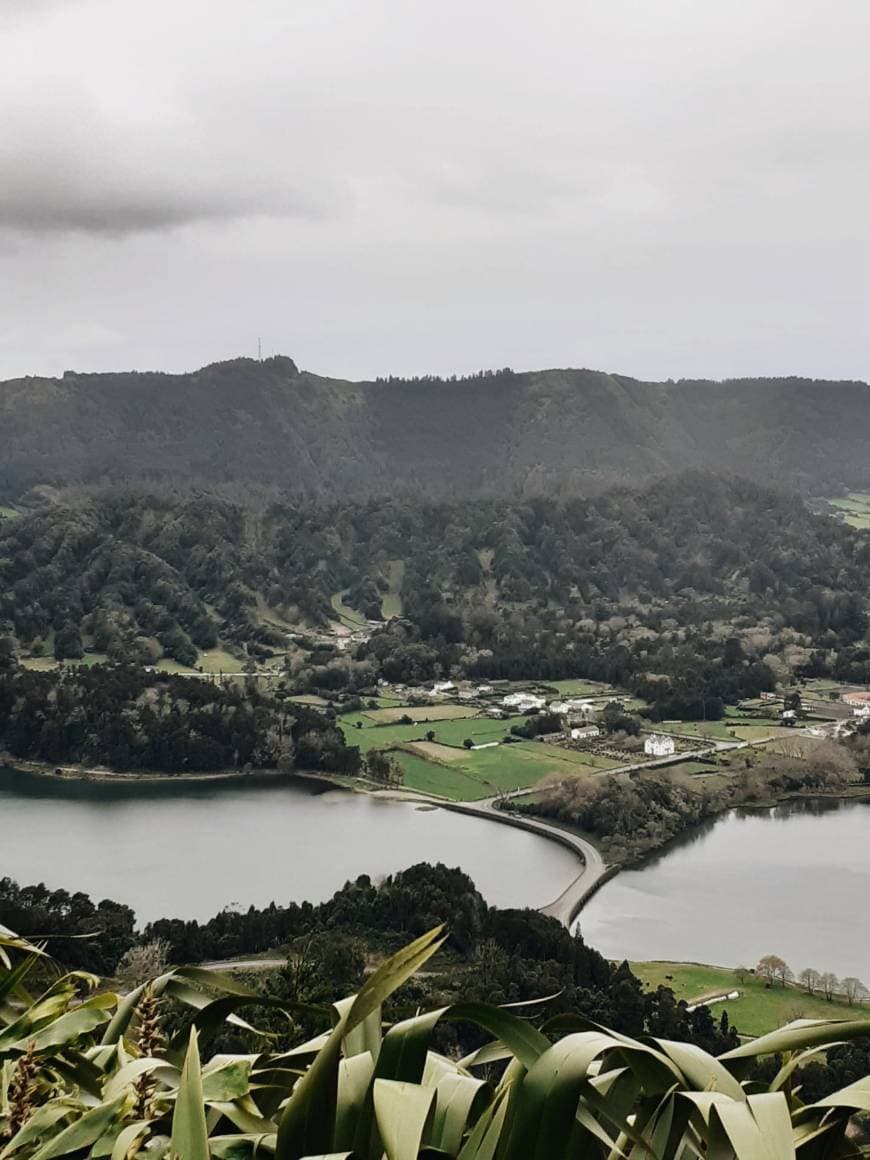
0 768 578 925
577 797 870 980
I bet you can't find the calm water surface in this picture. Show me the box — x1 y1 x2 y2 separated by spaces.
578 797 870 979
0 768 578 924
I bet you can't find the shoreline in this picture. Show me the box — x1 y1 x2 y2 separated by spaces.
607 783 870 874
0 755 367 790
6 754 870 929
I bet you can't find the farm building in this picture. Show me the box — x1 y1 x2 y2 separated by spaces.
570 725 600 741
550 698 597 718
503 692 546 712
842 691 870 716
644 733 676 757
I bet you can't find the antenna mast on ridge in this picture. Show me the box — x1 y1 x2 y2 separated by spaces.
257 337 262 361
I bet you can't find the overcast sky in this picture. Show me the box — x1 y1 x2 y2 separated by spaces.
1 0 869 383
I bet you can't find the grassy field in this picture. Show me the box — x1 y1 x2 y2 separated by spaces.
380 560 405 619
198 648 245 674
20 652 110 671
363 704 480 725
393 752 488 799
330 592 369 631
545 679 618 696
827 493 870 529
0 505 20 520
155 658 199 674
801 678 848 695
339 713 529 752
633 961 868 1037
658 718 786 742
729 724 799 742
397 739 621 798
657 720 737 741
654 759 722 778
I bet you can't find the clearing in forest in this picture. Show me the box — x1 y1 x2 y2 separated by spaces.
330 591 369 630
826 493 870 529
381 559 405 619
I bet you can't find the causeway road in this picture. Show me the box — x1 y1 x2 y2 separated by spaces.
416 793 609 928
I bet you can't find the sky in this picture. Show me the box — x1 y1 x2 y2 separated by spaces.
1 0 869 383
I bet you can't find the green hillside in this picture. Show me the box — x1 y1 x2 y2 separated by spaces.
2 356 870 498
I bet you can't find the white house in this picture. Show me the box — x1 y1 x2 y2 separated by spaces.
549 698 597 718
432 680 455 694
644 733 676 757
503 692 546 712
571 725 600 741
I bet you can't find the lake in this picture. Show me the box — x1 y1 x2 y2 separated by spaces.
577 797 870 979
0 767 578 924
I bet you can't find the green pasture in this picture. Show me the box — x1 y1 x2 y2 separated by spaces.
826 494 870 529
394 753 486 800
730 724 796 742
545 679 618 697
198 648 245 674
0 505 20 520
364 704 480 725
155 658 199 674
657 720 736 741
633 961 867 1038
398 738 621 799
443 741 618 794
20 651 110 671
330 592 368 631
339 713 529 752
381 559 405 619
658 718 785 742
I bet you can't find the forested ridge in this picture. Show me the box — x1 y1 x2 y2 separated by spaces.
2 474 870 717
0 863 741 1058
0 657 360 774
5 862 869 1112
2 355 870 497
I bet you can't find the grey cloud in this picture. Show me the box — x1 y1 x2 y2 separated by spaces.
2 0 870 382
0 168 345 236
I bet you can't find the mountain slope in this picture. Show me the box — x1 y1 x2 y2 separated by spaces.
1 356 867 497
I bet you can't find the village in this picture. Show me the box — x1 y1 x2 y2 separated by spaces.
331 670 870 804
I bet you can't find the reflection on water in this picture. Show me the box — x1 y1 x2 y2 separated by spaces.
577 796 870 978
0 767 578 925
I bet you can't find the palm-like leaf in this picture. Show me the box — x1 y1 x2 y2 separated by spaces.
1 927 869 1158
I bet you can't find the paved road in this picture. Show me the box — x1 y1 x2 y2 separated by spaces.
423 795 609 928
201 958 286 971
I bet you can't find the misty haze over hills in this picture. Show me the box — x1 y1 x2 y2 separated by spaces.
1 357 866 500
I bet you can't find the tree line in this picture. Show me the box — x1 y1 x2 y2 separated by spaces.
0 653 360 775
753 954 868 1006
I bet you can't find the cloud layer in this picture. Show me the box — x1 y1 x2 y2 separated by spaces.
1 0 869 381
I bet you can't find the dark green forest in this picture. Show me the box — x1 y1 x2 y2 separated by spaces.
0 656 359 774
3 474 870 718
0 863 738 1059
3 356 870 497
